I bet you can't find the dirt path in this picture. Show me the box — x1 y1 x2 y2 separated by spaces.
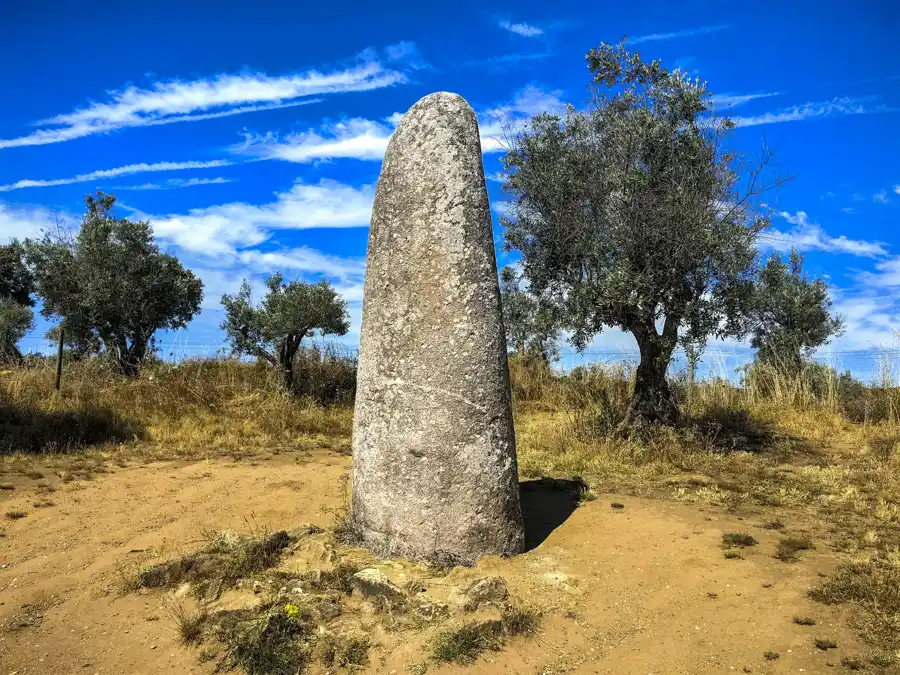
0 450 875 674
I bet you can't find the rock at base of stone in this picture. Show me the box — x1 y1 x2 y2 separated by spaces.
350 568 407 611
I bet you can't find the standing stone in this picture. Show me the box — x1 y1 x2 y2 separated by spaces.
350 92 524 563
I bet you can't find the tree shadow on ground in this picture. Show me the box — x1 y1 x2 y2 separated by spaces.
0 402 142 454
689 407 780 453
520 478 586 551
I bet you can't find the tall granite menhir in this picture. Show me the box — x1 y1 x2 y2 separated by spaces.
350 92 525 562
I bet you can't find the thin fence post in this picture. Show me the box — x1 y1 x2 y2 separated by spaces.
55 328 64 391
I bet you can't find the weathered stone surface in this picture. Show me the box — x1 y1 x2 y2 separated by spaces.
350 91 525 563
462 576 509 611
350 568 406 610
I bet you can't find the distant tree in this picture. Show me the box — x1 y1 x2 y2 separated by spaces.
0 242 35 362
749 248 844 371
0 242 35 307
499 266 560 363
25 192 203 376
0 300 33 363
501 40 785 430
220 274 350 392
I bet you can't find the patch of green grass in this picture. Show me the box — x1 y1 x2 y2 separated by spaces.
722 532 758 548
4 510 26 520
430 606 539 665
762 520 784 530
724 550 743 560
814 638 838 650
774 536 814 562
21 469 44 480
793 616 817 626
809 559 900 651
763 651 780 661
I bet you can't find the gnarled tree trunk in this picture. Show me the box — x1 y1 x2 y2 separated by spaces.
618 318 679 433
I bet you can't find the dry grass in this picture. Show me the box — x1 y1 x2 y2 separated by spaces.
0 356 353 457
430 605 540 665
809 558 900 652
774 537 815 563
2 353 900 664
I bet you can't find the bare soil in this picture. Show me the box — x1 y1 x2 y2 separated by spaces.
0 448 884 674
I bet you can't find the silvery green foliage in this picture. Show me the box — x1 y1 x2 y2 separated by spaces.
750 248 844 371
26 192 203 376
0 299 33 363
502 41 780 427
220 273 349 391
499 265 560 363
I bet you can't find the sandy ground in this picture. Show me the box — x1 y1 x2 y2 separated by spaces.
0 448 879 675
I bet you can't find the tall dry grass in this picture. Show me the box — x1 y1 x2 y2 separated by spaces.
0 351 355 456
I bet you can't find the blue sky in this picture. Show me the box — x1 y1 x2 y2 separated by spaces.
1 1 898 377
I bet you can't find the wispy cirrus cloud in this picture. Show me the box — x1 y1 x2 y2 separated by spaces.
711 92 781 108
761 210 889 257
0 44 416 150
232 84 565 162
114 177 235 191
236 118 394 163
143 179 374 257
730 97 885 127
894 184 900 195
874 190 890 204
499 20 543 37
0 160 234 192
629 24 730 45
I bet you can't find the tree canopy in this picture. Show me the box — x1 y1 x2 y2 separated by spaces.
221 273 350 392
499 266 559 363
25 192 203 376
750 248 844 370
501 40 782 429
0 242 36 362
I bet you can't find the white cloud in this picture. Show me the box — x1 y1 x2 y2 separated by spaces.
0 45 415 150
761 210 889 257
479 84 565 153
233 84 566 162
894 184 900 195
236 118 393 163
711 92 781 108
630 24 730 45
0 160 234 192
238 246 364 281
874 190 890 204
0 202 63 243
499 20 544 37
114 177 235 190
144 179 374 257
731 97 871 127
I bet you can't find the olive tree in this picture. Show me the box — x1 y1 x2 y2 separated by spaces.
221 273 350 392
499 266 560 363
750 248 843 371
26 192 203 376
0 243 35 362
502 41 783 429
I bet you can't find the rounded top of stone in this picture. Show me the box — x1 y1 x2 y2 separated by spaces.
403 91 474 119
